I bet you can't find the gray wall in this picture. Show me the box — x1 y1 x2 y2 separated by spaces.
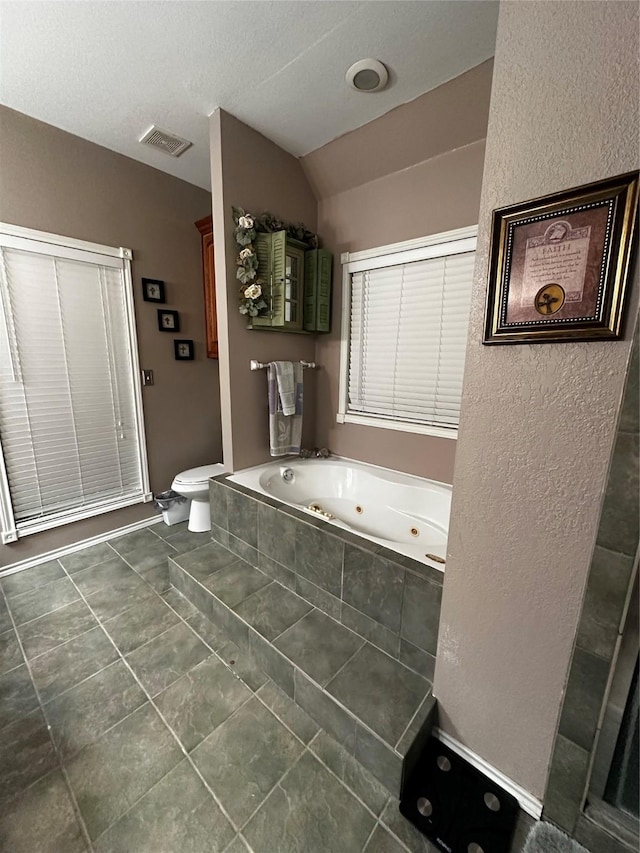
303 61 493 484
433 0 639 799
209 109 318 472
0 107 221 567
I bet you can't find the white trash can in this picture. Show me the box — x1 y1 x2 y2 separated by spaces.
154 490 191 526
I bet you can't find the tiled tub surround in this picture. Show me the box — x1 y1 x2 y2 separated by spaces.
169 536 438 796
0 523 443 853
228 458 451 568
210 475 444 684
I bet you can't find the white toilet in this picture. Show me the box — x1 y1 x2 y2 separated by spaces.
171 463 225 532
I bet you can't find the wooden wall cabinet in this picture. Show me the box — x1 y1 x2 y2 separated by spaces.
194 214 218 359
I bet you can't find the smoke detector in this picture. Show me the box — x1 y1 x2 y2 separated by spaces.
346 59 389 93
139 126 192 157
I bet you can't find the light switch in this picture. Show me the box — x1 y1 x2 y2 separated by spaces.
142 369 154 386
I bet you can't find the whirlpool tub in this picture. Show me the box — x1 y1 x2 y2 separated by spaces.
228 457 451 571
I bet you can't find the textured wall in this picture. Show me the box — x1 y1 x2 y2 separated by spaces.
302 64 492 483
0 107 219 567
209 110 318 471
433 0 639 799
544 326 638 834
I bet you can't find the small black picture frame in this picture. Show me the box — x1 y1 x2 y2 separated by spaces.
157 309 180 332
142 278 165 303
174 339 194 361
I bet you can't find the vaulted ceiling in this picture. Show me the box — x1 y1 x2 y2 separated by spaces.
0 1 498 189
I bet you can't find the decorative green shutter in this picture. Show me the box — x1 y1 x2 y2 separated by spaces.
304 249 318 331
270 230 287 326
251 233 273 327
303 248 332 332
316 250 332 332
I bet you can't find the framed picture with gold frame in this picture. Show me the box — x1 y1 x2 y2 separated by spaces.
483 171 638 344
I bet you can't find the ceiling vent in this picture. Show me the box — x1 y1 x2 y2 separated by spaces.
139 126 192 157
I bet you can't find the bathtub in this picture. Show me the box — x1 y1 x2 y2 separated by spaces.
228 457 451 571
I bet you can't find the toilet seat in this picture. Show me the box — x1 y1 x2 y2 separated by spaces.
172 463 225 487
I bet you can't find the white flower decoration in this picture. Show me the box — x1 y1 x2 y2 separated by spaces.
244 283 262 300
238 215 254 229
239 247 254 260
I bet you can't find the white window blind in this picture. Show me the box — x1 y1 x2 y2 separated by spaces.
339 230 476 436
0 227 149 541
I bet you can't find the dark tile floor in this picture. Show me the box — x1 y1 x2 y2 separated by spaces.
0 522 436 853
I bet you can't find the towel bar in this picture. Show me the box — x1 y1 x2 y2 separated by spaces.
250 360 317 371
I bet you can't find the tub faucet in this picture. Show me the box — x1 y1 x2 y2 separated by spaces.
299 447 330 459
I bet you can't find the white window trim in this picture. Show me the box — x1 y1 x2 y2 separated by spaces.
0 223 152 544
337 225 477 440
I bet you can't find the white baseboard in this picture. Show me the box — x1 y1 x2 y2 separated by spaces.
433 727 543 819
0 515 162 578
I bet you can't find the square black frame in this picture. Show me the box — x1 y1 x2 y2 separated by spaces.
157 309 180 332
174 339 194 361
142 278 166 303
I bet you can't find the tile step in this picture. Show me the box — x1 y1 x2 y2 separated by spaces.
168 554 436 796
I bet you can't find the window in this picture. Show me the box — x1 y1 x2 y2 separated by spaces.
0 224 151 543
338 226 477 438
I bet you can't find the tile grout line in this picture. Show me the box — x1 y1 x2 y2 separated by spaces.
16 617 109 665
368 815 418 853
394 687 434 754
398 562 408 657
0 584 96 852
1 560 67 600
52 544 348 843
242 534 437 682
147 586 413 847
189 567 434 808
4 534 175 636
235 744 312 836
361 817 380 852
61 556 237 688
77 568 396 845
320 633 367 689
36 656 123 711
304 735 392 825
176 560 419 761
178 560 363 679
266 601 318 645
378 815 424 853
91 686 260 847
92 647 325 847
5 591 85 631
232 737 400 851
9 556 168 661
180 537 426 682
60 567 248 841
6 535 417 850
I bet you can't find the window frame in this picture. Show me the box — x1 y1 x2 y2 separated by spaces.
337 225 477 440
0 222 152 543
